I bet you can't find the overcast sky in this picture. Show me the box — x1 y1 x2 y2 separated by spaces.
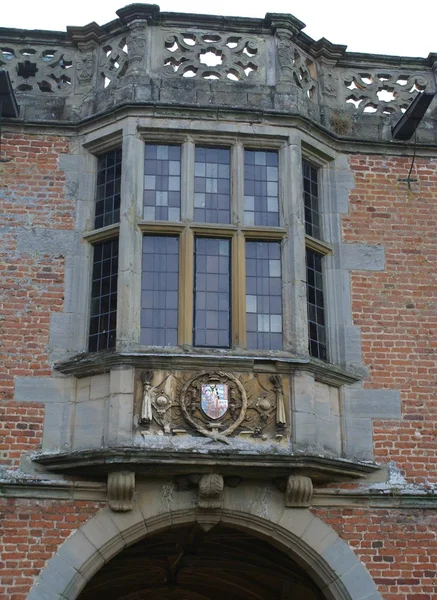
3 0 436 58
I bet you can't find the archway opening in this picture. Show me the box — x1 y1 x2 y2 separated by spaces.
78 524 326 600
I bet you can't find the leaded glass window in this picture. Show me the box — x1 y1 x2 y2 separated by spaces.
194 237 231 348
89 137 335 356
89 239 119 351
244 150 279 226
306 248 327 360
95 148 122 229
303 160 321 239
246 241 282 350
141 236 179 346
194 147 231 224
143 144 181 221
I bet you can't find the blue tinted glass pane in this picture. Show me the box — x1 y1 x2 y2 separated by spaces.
244 150 279 227
143 145 181 221
306 248 327 360
194 238 230 348
141 236 179 346
88 239 119 351
245 241 282 350
95 149 122 229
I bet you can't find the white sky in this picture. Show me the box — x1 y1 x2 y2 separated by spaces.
3 0 437 58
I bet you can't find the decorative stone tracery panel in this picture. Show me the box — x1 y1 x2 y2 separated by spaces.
99 34 129 88
0 45 74 95
161 31 260 81
340 70 431 115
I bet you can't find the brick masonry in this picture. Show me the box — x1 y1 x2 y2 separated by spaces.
315 507 437 600
0 499 101 600
0 134 73 402
344 155 437 486
0 70 436 600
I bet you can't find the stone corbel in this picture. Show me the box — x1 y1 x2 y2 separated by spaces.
197 474 224 509
284 475 313 508
107 471 135 512
195 474 224 532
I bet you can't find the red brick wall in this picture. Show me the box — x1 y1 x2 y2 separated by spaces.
0 499 101 600
0 404 44 468
0 133 73 402
1 139 437 600
314 507 437 600
344 155 437 486
0 134 72 467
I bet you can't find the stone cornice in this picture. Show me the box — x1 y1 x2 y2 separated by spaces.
54 350 361 386
33 447 378 483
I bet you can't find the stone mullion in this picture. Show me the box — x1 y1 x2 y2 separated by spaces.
116 119 144 351
181 139 194 222
231 142 244 225
178 138 195 346
178 227 194 346
232 232 246 349
281 139 308 356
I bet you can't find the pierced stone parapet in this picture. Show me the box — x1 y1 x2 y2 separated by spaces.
339 70 430 115
107 471 135 511
284 475 313 508
162 31 260 81
0 46 74 95
1 7 436 135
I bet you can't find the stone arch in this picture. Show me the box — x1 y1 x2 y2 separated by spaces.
27 481 381 600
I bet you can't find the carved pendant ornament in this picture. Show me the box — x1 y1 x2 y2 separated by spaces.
139 370 288 442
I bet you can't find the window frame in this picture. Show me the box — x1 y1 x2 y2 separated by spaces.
137 133 288 351
301 149 334 362
79 121 342 363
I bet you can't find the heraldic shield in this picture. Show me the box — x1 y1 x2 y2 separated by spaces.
201 383 228 420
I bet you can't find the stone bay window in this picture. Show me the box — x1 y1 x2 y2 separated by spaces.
88 139 331 358
10 3 405 495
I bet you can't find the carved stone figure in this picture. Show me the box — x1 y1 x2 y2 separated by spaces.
270 375 286 431
141 370 154 425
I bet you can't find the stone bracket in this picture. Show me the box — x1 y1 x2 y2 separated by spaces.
107 471 135 512
284 475 313 508
197 474 224 509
